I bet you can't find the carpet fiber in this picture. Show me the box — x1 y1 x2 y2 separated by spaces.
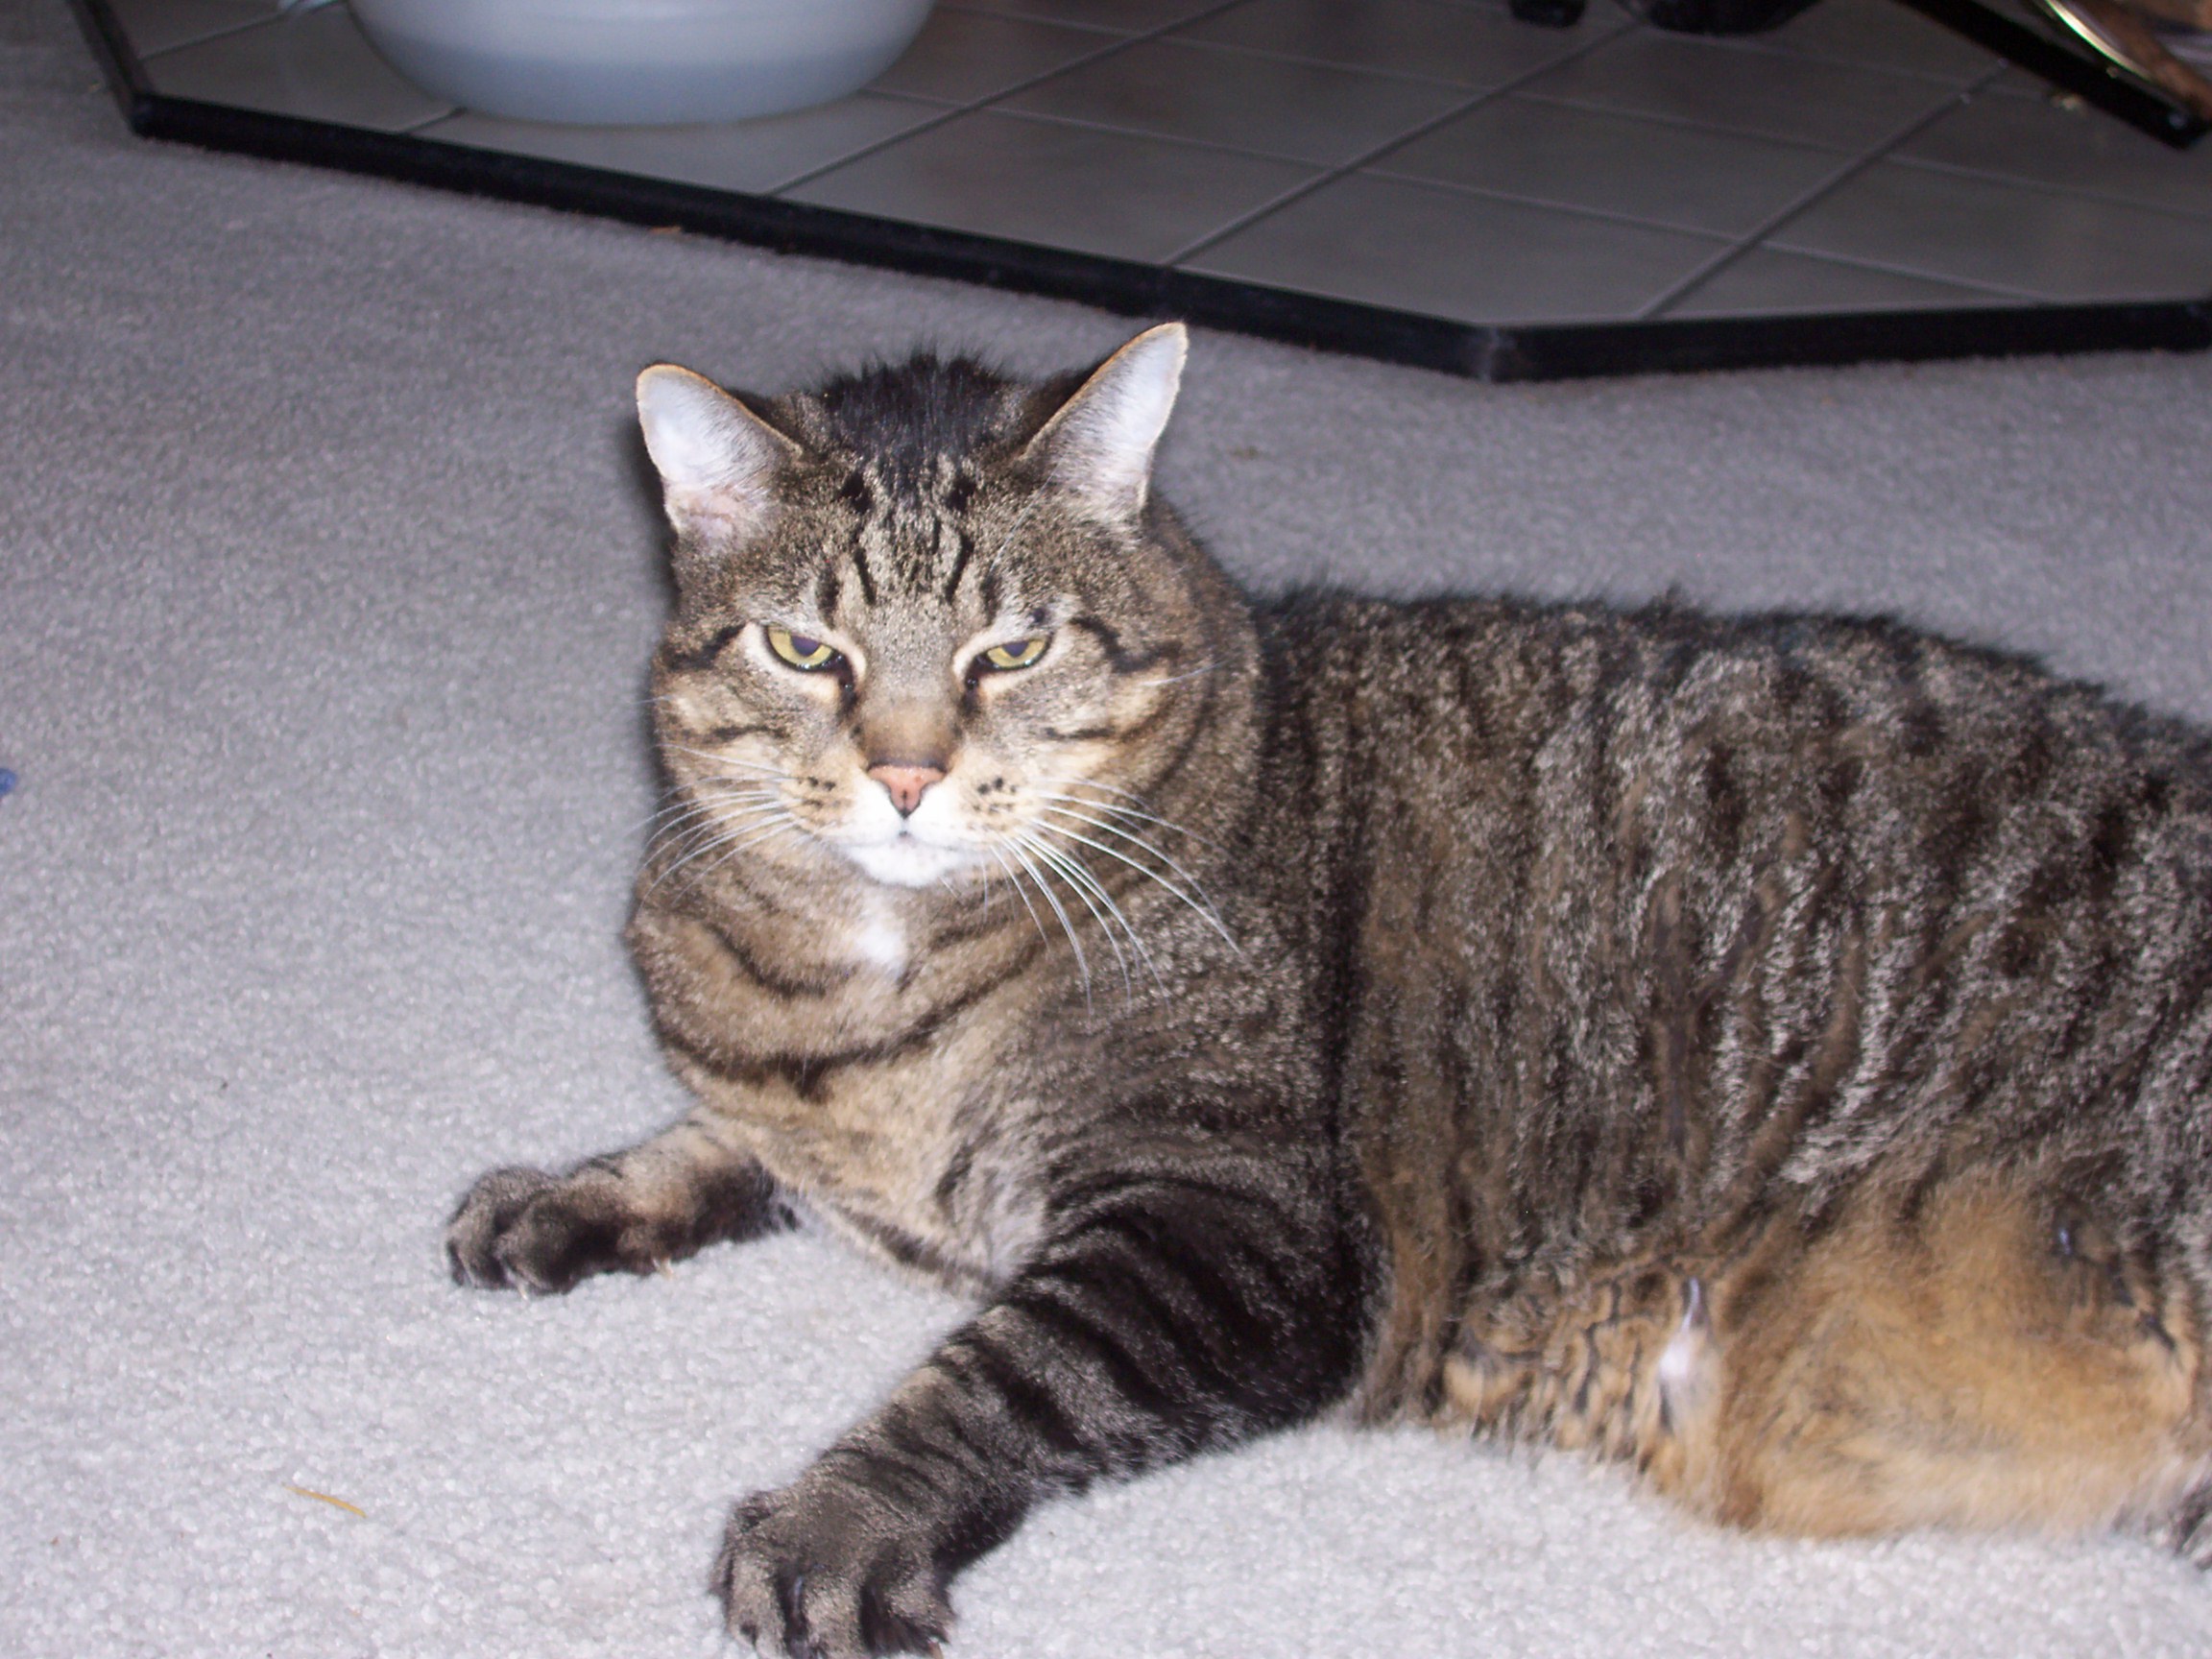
10 2 2212 1653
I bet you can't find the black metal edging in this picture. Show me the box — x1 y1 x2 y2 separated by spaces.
68 0 155 116
1891 0 2207 149
67 0 2212 383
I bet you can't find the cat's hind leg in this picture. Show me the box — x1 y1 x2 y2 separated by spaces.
446 1115 795 1293
1680 1170 2212 1545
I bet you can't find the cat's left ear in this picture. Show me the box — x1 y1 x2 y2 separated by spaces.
1022 323 1188 521
635 364 805 547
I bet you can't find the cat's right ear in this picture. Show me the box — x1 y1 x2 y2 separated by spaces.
635 365 804 546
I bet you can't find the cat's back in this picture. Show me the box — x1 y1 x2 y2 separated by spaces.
1262 586 2212 809
1257 589 2212 948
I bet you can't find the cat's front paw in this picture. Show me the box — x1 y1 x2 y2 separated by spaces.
445 1164 667 1294
715 1473 954 1659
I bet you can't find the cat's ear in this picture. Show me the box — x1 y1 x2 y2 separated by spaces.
1022 323 1188 520
635 365 805 545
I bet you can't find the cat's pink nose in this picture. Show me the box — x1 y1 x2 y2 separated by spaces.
868 762 945 817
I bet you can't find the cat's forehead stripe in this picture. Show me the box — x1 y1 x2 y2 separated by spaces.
832 454 987 608
941 522 975 607
847 519 880 609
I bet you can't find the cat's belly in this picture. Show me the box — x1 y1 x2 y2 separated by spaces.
1422 1177 2212 1538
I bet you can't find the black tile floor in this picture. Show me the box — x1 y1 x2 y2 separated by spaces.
86 0 2212 375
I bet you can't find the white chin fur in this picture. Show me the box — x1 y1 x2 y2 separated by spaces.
841 836 974 888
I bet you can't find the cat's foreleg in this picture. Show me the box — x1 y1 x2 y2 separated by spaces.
446 1114 795 1293
714 1166 1369 1658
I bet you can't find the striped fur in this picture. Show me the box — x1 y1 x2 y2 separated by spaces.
449 327 2212 1655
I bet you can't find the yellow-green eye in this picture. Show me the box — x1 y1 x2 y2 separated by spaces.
768 627 837 671
981 637 1048 671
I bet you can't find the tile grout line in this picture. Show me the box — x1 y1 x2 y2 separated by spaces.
278 0 452 134
397 84 974 140
1071 22 1609 95
1348 168 1744 247
1504 84 1887 155
1625 16 2001 89
764 0 1251 197
1725 44 1994 89
1631 62 2008 321
1158 17 1642 268
132 12 295 63
1692 240 2048 302
1880 148 2212 228
1442 78 2212 229
157 4 461 132
931 2 1142 41
910 102 1438 173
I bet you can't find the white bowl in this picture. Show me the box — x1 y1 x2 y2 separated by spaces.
350 0 935 126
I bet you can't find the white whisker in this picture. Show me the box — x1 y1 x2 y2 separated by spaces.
1031 808 1236 950
1029 790 1177 832
1033 804 1199 887
1039 777 1225 852
1004 836 1091 1009
639 784 780 836
988 845 1052 951
1047 777 1163 812
646 788 783 840
1020 831 1137 999
987 495 1043 566
650 803 800 888
1132 661 1216 688
1031 793 1224 866
661 744 790 781
1023 830 1164 996
650 809 785 871
696 817 804 881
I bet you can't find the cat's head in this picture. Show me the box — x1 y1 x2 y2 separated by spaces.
636 325 1228 896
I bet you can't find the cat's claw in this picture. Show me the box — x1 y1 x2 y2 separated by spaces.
445 1166 561 1288
445 1163 675 1293
715 1475 954 1659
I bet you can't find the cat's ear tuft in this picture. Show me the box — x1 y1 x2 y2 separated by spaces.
1023 323 1188 520
636 365 803 546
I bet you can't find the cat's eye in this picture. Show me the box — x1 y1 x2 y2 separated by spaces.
980 637 1049 672
767 627 839 671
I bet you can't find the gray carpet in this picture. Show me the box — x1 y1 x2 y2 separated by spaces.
11 2 2212 1653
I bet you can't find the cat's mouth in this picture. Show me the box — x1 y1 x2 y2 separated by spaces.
821 772 996 889
836 827 981 889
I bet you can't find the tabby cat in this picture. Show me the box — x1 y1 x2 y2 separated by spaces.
448 325 2212 1656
